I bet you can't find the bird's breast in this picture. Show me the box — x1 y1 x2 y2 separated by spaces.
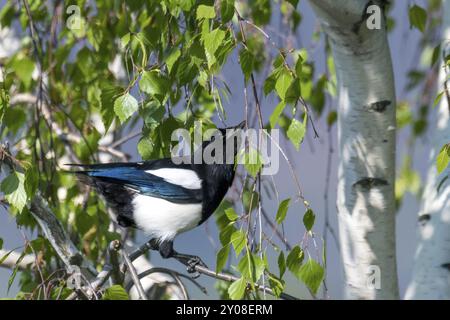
131 194 203 242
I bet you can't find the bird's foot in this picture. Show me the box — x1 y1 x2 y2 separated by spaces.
173 253 208 279
186 256 208 278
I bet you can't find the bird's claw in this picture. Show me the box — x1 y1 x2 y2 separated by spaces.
186 256 207 278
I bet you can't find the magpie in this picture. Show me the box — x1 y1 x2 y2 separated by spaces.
67 121 245 273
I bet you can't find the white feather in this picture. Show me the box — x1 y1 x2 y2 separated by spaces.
132 195 202 241
145 168 202 190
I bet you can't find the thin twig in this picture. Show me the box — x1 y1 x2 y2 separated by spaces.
122 250 147 300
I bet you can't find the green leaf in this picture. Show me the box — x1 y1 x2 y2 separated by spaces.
225 207 238 221
327 110 337 127
197 5 216 20
1 171 27 212
113 93 138 124
263 72 277 95
137 137 154 160
436 144 450 174
275 69 293 100
0 238 2 250
286 245 304 276
243 148 263 177
298 258 324 294
287 117 306 150
165 48 181 73
267 271 285 298
25 167 39 198
409 5 427 33
285 78 301 104
275 198 291 224
239 48 254 82
216 245 230 273
139 70 170 102
238 253 265 283
0 249 14 265
433 91 444 108
269 101 286 128
303 208 315 231
220 0 235 23
103 285 129 300
231 230 246 256
228 276 247 300
203 28 226 68
11 57 35 89
278 251 286 278
219 222 237 246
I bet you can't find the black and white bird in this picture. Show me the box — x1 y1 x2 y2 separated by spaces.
67 121 245 271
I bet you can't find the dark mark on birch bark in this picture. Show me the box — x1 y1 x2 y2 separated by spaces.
353 177 388 191
441 263 450 271
418 214 431 225
366 100 391 112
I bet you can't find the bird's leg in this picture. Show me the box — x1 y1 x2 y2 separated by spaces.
158 240 208 278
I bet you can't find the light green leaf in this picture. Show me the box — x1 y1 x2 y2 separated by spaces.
275 198 291 224
298 258 324 294
238 253 265 283
137 137 154 160
228 276 246 300
219 222 237 246
225 207 238 221
433 91 444 108
303 208 315 231
285 78 301 104
269 101 285 128
197 5 216 20
216 244 230 273
409 5 427 33
11 57 35 89
139 70 170 102
1 171 27 212
0 249 14 265
287 117 306 150
267 271 285 298
220 0 235 23
239 48 254 82
437 144 450 174
102 285 129 300
286 245 304 276
275 69 293 100
113 93 138 124
203 28 226 68
243 148 263 177
121 33 131 48
231 229 246 256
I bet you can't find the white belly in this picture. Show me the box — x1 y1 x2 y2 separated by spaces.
132 195 203 242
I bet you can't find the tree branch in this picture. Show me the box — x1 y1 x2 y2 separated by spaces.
9 93 130 161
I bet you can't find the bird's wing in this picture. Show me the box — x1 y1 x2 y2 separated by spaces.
66 162 202 204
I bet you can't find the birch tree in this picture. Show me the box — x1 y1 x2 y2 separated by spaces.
308 0 399 299
405 0 450 300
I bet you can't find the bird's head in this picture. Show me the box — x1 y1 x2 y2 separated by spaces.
202 120 246 165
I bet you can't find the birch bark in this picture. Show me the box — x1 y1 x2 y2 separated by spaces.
308 0 399 299
405 1 450 300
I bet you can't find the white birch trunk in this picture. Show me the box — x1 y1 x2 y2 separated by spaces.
405 1 450 300
308 0 399 299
